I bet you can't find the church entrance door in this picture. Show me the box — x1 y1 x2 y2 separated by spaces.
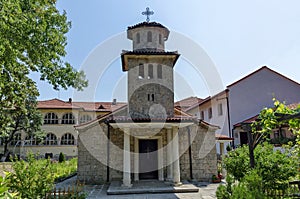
139 139 158 180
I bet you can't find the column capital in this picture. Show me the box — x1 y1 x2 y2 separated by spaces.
123 128 130 134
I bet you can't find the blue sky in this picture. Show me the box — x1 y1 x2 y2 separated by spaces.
35 0 300 102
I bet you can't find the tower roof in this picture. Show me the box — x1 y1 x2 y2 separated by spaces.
121 50 180 71
127 21 167 30
127 21 170 41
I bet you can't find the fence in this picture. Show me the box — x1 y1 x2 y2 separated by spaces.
45 183 85 199
266 181 300 198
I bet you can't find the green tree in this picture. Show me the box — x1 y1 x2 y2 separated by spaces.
1 94 45 154
0 0 88 153
6 153 55 198
220 143 297 198
252 99 300 160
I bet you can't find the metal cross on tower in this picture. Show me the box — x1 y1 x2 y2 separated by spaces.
142 7 154 22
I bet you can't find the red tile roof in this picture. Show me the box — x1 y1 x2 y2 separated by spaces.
234 115 258 127
72 102 127 112
215 133 234 141
107 115 198 123
75 104 219 130
37 99 80 109
37 99 127 112
174 97 204 111
287 102 300 110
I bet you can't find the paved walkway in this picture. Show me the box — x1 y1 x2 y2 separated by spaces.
56 176 221 199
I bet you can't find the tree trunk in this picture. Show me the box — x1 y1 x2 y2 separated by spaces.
4 141 8 154
247 130 255 168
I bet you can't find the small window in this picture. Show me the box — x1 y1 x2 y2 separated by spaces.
138 63 144 79
136 33 140 44
218 103 223 116
61 133 75 145
148 64 153 79
208 107 212 119
62 113 75 124
79 115 92 124
157 64 162 79
44 112 58 124
148 94 155 101
159 34 162 45
45 133 57 145
147 31 152 42
200 111 204 120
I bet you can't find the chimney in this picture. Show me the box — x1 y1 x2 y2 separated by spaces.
112 99 117 105
68 98 72 103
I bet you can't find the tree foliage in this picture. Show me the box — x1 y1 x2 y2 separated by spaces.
220 143 298 198
0 0 88 151
1 95 45 154
252 99 300 159
6 154 55 198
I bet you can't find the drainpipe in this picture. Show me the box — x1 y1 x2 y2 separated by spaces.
106 121 110 182
187 127 193 180
225 90 233 148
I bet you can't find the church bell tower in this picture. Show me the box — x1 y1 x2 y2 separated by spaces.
121 8 180 119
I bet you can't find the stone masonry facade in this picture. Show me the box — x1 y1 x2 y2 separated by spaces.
77 121 217 184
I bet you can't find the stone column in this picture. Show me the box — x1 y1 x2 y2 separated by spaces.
166 128 173 181
172 127 182 186
220 143 224 158
158 137 164 181
122 128 132 187
134 137 139 181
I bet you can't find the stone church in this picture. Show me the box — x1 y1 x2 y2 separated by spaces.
76 17 218 186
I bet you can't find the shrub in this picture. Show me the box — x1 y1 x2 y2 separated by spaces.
254 143 297 191
222 142 298 197
223 145 250 181
217 172 267 199
59 152 66 163
0 175 18 198
6 153 55 198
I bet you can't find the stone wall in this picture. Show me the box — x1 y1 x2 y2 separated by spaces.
128 26 168 51
191 125 217 181
77 123 108 184
179 124 217 182
78 121 217 184
127 57 174 118
129 83 174 118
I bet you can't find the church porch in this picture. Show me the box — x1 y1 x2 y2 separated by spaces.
108 121 194 187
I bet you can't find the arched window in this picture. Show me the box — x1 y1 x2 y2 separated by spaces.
61 133 75 145
10 133 21 146
138 63 144 79
148 64 153 79
62 113 75 124
24 135 38 146
79 115 92 124
45 133 57 145
136 33 140 44
159 34 162 45
147 31 152 42
157 64 162 79
44 112 58 124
